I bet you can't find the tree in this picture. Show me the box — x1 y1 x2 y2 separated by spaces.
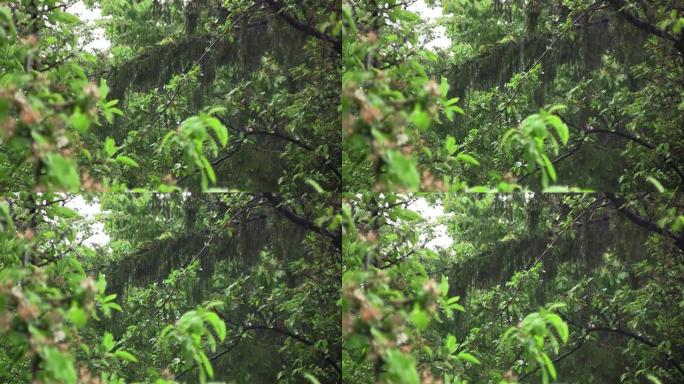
0 0 341 382
342 193 684 383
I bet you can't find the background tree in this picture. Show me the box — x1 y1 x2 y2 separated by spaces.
342 192 684 383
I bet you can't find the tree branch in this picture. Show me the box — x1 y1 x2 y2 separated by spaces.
605 193 684 251
519 338 586 381
584 325 684 377
263 193 341 250
606 0 684 55
264 0 341 53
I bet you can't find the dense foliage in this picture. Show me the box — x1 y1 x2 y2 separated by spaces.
341 1 684 383
1 0 340 191
1 0 341 383
2 0 684 383
343 193 684 383
0 193 341 383
343 0 684 193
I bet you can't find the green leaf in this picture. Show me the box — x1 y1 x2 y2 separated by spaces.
114 349 139 363
0 7 16 36
305 179 325 193
545 313 569 343
548 115 569 145
199 350 214 378
384 349 419 384
104 294 117 302
423 345 433 359
646 176 665 192
386 150 420 190
444 135 457 155
46 154 80 191
50 206 80 219
542 185 570 193
115 155 140 168
52 10 80 25
542 154 557 182
42 347 77 384
541 352 557 380
446 97 460 106
395 208 421 222
206 117 228 146
99 79 110 100
104 137 117 157
468 186 495 192
103 331 115 352
646 374 664 384
303 373 321 384
207 106 227 115
0 201 13 231
410 306 430 330
445 334 457 354
203 311 226 342
67 306 87 327
455 153 480 166
201 156 216 184
71 110 89 133
411 107 430 131
456 352 481 365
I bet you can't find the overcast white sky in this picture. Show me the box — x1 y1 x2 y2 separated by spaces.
70 1 110 51
62 193 454 255
66 1 447 52
409 197 454 250
65 196 110 246
408 0 450 51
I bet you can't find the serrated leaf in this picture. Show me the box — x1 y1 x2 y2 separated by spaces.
542 154 557 182
541 352 557 379
548 115 569 145
203 311 226 342
103 332 114 352
114 349 138 363
199 350 214 378
115 155 139 168
206 117 228 146
201 156 216 184
545 313 569 343
444 135 457 155
104 137 117 157
456 352 480 365
455 153 480 166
